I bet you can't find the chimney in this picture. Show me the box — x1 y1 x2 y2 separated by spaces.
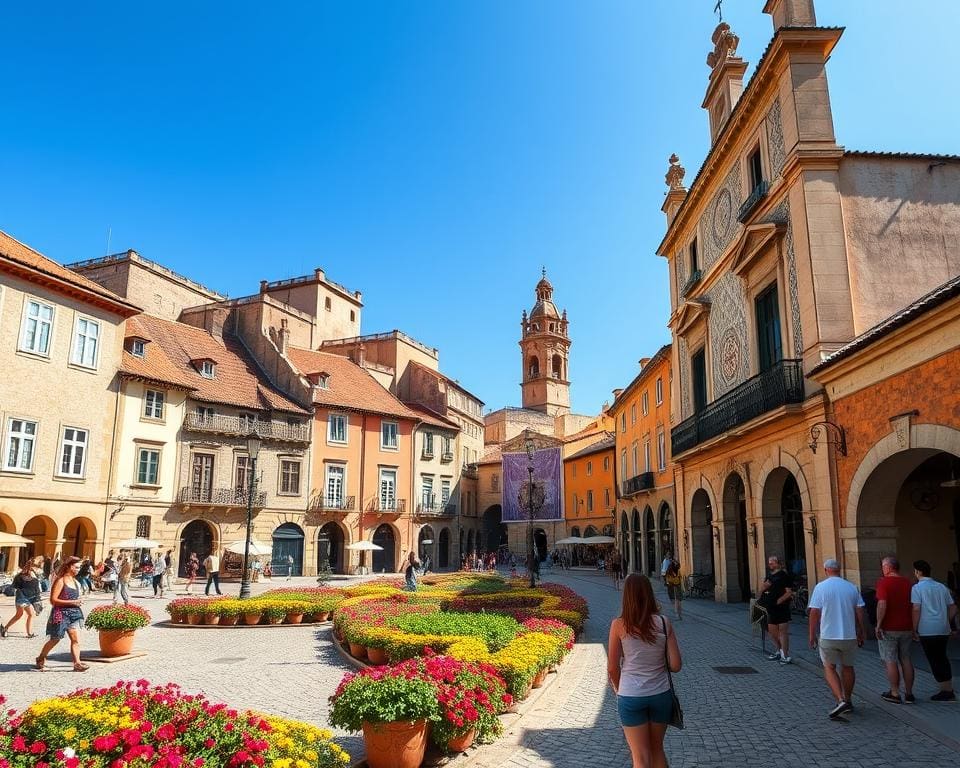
702 23 748 144
357 343 366 367
259 280 269 293
277 319 290 355
639 357 651 369
763 0 816 30
662 154 687 226
205 307 228 341
612 388 624 400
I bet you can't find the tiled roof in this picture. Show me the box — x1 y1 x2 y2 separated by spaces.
844 150 960 162
0 229 140 315
810 273 960 373
405 402 460 431
478 445 502 465
287 347 419 420
565 433 616 461
407 360 485 406
610 344 672 411
121 315 309 413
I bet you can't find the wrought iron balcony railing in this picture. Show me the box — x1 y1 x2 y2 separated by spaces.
680 269 702 298
737 180 769 223
308 494 356 512
621 472 655 497
177 486 267 507
672 358 804 455
416 500 456 517
183 412 310 443
367 498 407 514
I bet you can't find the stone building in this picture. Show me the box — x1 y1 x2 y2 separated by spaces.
0 231 139 571
658 0 960 600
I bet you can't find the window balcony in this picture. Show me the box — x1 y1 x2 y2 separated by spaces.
737 180 769 223
177 486 266 507
416 500 456 517
672 358 804 455
308 494 356 513
422 448 435 459
440 450 454 463
680 269 702 298
366 498 407 514
183 412 310 443
621 472 655 497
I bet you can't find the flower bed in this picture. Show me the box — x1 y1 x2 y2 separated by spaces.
0 682 350 768
166 587 344 626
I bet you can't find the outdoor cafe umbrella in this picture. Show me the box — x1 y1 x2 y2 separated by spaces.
582 535 616 545
113 537 160 549
224 540 272 556
345 541 383 551
0 532 32 547
555 536 584 546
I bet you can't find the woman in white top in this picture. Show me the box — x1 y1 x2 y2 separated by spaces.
608 573 682 768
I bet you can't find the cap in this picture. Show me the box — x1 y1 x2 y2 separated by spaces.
823 558 841 570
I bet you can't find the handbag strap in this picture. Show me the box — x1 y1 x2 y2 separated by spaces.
661 615 676 691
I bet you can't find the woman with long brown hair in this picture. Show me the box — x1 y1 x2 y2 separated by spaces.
608 573 681 768
35 556 89 671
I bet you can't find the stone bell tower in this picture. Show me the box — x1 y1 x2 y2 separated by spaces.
519 270 571 416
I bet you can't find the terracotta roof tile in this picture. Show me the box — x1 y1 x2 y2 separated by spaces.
565 433 616 461
404 402 460 431
287 347 419 420
478 445 502 465
407 360 485 405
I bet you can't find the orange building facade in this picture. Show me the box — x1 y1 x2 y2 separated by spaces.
563 435 615 565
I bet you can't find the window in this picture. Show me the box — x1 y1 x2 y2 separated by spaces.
200 360 216 378
19 300 54 356
603 456 610 472
196 406 215 421
604 488 611 508
327 413 347 444
131 339 146 358
572 464 577 478
135 515 151 538
620 449 627 481
586 490 593 512
238 412 256 431
644 441 651 473
324 296 332 311
5 419 37 472
379 468 397 510
349 310 355 322
191 453 214 498
280 460 301 495
423 432 434 457
586 460 592 476
136 447 161 485
441 435 453 457
642 391 649 416
325 464 345 507
491 473 499 492
630 404 636 424
71 317 100 368
656 377 663 405
58 427 88 477
755 282 783 373
690 237 699 273
631 442 638 476
749 146 764 192
235 455 252 491
421 476 434 509
441 479 451 506
381 421 398 450
144 390 165 420
620 413 626 433
315 373 330 389
692 348 708 414
658 432 666 472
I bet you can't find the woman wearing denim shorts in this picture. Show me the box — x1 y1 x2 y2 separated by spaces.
608 573 683 768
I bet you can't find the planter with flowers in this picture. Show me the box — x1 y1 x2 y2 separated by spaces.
216 599 242 625
84 604 151 657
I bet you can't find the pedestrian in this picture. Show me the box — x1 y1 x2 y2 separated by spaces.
185 552 199 593
102 550 119 599
612 550 623 590
760 555 793 663
608 573 682 768
117 553 132 605
204 550 222 595
911 559 958 702
152 551 166 598
404 551 420 591
1 561 42 638
807 558 866 719
51 551 62 576
164 549 175 592
660 550 672 584
76 558 92 594
874 556 915 703
286 553 294 580
35 556 89 672
664 556 683 621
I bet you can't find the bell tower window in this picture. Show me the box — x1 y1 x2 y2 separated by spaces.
528 356 540 379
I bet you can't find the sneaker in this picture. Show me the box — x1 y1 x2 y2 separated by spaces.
841 701 854 714
880 691 902 704
778 655 793 665
0 625 6 638
767 651 782 661
930 691 957 702
828 701 848 719
904 694 916 704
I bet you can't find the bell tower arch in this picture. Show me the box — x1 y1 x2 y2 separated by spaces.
520 270 571 415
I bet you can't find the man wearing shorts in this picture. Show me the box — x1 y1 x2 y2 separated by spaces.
761 555 794 664
808 558 866 719
875 556 915 704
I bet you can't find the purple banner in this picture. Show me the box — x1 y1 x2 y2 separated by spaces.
502 447 563 522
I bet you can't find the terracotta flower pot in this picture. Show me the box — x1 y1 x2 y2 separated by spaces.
219 615 239 626
367 646 388 665
185 613 202 625
532 669 547 688
169 613 185 625
285 612 304 625
333 628 345 643
242 612 263 625
362 719 428 768
98 629 136 658
446 728 476 753
317 611 331 622
349 642 368 659
201 613 220 626
267 615 284 625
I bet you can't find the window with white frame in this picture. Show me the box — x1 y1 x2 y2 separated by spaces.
631 403 636 424
325 463 345 507
655 377 663 405
131 339 146 358
136 447 161 485
441 478 451 506
620 449 627 481
379 468 397 510
586 460 592 476
280 459 301 495
19 300 54 356
421 475 434 509
631 442 638 476
381 421 398 450
144 389 165 420
441 435 452 457
604 488 611 508
200 360 216 378
644 441 651 473
327 413 347 444
71 317 100 368
58 427 88 477
620 413 626 433
235 455 252 492
196 405 215 420
642 391 649 416
657 431 666 472
5 418 38 472
423 432 434 456
603 456 610 472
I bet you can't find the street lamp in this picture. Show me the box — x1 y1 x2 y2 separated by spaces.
524 432 536 588
239 432 262 600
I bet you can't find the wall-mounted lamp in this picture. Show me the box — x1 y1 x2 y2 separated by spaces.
682 529 690 549
809 421 847 456
712 525 720 544
806 515 818 545
749 522 758 548
109 503 126 521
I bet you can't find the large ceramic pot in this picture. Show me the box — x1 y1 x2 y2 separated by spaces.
532 669 547 689
285 612 304 625
362 719 428 768
168 612 185 625
219 615 239 626
242 612 263 626
348 642 367 660
201 613 220 626
185 613 202 626
98 629 135 658
367 646 388 665
446 728 476 753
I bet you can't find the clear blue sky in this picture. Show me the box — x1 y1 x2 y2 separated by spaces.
2 2 957 415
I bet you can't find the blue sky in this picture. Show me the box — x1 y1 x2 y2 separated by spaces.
2 2 957 415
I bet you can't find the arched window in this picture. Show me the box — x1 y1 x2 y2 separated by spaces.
552 355 563 379
135 515 151 538
528 356 540 379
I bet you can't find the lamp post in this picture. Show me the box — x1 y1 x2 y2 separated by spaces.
239 432 261 600
524 433 536 588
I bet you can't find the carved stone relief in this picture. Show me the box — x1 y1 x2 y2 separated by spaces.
706 271 749 397
767 200 803 357
702 164 742 271
765 98 786 179
678 336 690 418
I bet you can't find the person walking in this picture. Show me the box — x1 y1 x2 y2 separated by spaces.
151 551 166 598
36 556 88 672
660 551 672 584
164 549 175 592
286 553 294 580
608 573 682 768
808 558 866 719
185 552 199 593
761 555 794 664
1 561 42 638
116 553 132 604
911 559 958 702
612 550 623 590
875 556 915 704
76 558 92 595
404 551 421 591
204 550 222 595
663 555 683 621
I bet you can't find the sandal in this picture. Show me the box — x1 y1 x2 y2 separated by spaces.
26 633 37 638
73 663 90 672
35 656 45 671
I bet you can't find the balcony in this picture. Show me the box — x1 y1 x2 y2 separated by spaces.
737 180 769 223
308 495 356 513
440 451 454 463
366 498 407 514
672 358 804 455
422 448 435 460
177 486 266 507
621 472 655 497
461 463 478 479
183 412 310 443
416 499 456 517
680 269 702 298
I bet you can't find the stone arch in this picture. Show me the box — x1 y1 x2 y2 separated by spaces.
178 519 217 577
21 515 59 562
418 524 436 568
643 506 656 576
721 472 751 602
62 517 98 559
631 508 642 574
690 488 714 578
551 354 563 379
438 527 451 569
528 356 540 379
619 511 630 566
372 522 400 573
760 466 808 587
658 502 674 562
317 520 348 574
755 450 812 524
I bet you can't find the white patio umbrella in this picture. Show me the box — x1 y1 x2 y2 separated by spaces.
582 535 616 544
224 540 272 556
0 531 32 547
555 537 585 546
345 541 384 551
113 537 160 549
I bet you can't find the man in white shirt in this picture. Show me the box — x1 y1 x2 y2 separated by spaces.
911 559 958 702
808 558 866 719
204 551 222 596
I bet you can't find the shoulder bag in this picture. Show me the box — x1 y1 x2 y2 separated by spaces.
660 615 684 729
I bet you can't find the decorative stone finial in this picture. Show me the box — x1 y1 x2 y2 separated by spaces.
706 22 740 70
665 154 686 190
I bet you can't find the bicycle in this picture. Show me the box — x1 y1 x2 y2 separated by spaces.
791 584 809 616
685 572 715 599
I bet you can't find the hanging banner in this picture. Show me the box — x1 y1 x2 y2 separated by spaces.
501 446 563 522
